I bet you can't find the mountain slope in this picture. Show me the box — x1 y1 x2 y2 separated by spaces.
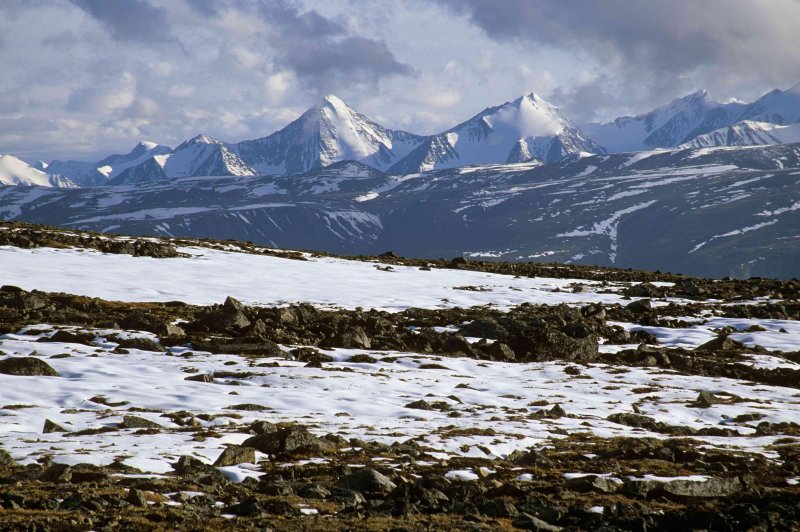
156 135 255 178
3 142 799 278
235 95 423 174
47 141 172 186
738 83 800 125
0 155 77 188
389 93 602 174
584 90 748 152
679 120 800 149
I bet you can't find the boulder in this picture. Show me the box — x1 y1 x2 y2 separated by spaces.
121 415 163 429
336 327 372 349
126 488 149 508
486 342 516 362
43 419 68 433
337 468 396 495
242 425 334 458
0 357 59 376
0 448 16 468
214 445 256 467
565 474 620 493
185 373 214 383
625 477 743 499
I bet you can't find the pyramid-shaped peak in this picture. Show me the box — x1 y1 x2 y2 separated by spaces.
180 134 222 147
322 94 346 105
316 94 352 112
136 140 159 150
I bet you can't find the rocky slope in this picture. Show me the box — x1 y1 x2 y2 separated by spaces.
0 223 798 530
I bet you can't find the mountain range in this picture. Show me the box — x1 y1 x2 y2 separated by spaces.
1 85 799 278
4 85 800 187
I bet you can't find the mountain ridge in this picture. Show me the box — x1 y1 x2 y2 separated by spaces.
5 84 800 188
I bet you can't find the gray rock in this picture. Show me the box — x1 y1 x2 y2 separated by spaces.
214 445 256 467
172 455 226 482
565 474 620 493
695 390 721 408
43 419 68 433
223 296 244 311
299 483 331 499
625 476 743 499
337 327 371 349
185 373 214 383
0 357 59 377
337 468 397 495
251 421 278 435
242 425 334 458
626 299 652 314
126 488 148 508
512 513 562 531
40 463 72 483
121 415 163 429
0 448 16 468
487 342 516 362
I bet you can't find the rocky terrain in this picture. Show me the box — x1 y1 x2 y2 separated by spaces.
1 223 799 530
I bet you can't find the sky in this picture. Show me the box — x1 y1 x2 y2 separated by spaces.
2 0 800 162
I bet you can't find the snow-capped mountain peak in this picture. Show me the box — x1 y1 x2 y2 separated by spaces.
678 119 800 149
45 141 172 187
178 134 224 148
0 155 77 188
737 84 800 125
157 134 254 178
583 89 747 152
488 92 567 138
387 91 603 174
233 95 423 174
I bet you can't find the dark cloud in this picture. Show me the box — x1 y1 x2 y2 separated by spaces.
204 0 413 91
69 0 175 44
434 0 800 120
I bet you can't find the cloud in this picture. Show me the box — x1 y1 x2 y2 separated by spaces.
433 0 800 121
41 30 79 49
66 72 137 114
204 0 413 92
68 0 175 44
3 0 799 160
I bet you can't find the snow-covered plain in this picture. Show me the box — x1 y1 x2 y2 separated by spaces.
1 326 798 476
1 241 798 481
0 245 641 311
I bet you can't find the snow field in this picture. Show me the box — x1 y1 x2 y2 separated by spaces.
1 326 798 477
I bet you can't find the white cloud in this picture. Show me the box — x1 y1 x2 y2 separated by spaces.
0 0 798 161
